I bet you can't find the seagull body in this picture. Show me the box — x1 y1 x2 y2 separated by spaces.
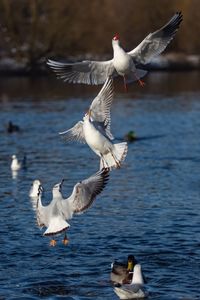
114 264 148 299
29 180 42 198
31 168 109 246
11 155 21 171
60 78 128 169
47 12 183 88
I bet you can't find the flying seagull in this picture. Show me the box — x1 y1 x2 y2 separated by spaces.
59 77 128 169
30 168 109 246
47 12 183 90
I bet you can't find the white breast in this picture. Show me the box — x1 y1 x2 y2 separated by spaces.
113 45 133 75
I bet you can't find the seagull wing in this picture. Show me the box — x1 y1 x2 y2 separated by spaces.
61 168 109 216
30 187 50 228
128 12 183 65
47 59 116 85
59 121 86 143
90 77 114 140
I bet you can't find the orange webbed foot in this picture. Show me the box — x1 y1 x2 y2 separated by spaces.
50 239 57 247
62 235 69 246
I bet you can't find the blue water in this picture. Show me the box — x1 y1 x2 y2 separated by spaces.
0 73 200 299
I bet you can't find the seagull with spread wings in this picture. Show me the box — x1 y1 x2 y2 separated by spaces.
30 168 109 246
47 12 183 90
59 77 128 169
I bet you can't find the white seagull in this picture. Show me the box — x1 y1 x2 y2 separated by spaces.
59 77 128 169
114 264 148 299
47 12 183 90
31 168 109 246
29 179 42 198
11 155 21 171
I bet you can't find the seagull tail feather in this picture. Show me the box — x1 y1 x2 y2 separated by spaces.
100 142 128 169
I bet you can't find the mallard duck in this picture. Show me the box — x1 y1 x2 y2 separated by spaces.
124 130 137 142
114 264 148 299
111 255 137 284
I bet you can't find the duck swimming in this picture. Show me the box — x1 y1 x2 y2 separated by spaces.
111 255 137 285
114 264 148 299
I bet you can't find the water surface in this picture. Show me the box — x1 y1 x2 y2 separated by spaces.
0 72 200 299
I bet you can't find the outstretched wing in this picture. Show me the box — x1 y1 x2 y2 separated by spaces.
47 59 116 85
90 77 114 140
129 12 183 65
62 168 109 215
59 121 86 143
30 186 50 228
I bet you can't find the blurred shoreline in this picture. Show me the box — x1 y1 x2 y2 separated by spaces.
0 53 200 76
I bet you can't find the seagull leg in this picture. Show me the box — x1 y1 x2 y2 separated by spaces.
111 153 121 169
134 73 145 87
50 237 57 247
123 76 128 92
101 154 110 169
62 233 69 246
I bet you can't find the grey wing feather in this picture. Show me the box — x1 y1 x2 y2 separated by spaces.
129 12 183 64
90 77 114 140
65 168 109 214
47 59 116 85
120 284 143 293
30 188 50 228
59 121 86 143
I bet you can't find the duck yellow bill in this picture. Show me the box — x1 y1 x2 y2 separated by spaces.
127 261 133 271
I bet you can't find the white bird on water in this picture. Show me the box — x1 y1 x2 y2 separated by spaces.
114 264 148 299
30 168 109 246
29 179 42 198
47 12 183 90
59 77 128 169
11 155 21 171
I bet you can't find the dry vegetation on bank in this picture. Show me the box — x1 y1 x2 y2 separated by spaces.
0 0 199 71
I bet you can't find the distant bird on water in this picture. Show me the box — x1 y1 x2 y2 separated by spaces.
6 121 20 133
31 168 109 246
47 12 183 90
29 179 42 198
59 77 128 169
11 155 21 171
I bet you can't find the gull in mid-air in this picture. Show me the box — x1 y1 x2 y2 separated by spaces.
60 77 128 169
47 12 183 90
30 168 109 246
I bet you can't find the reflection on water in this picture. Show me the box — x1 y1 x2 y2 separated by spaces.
0 71 200 102
0 72 200 299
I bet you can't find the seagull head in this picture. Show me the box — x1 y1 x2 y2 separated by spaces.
113 33 119 41
37 185 43 197
33 179 41 187
112 34 120 47
52 179 65 198
12 154 17 159
84 109 92 120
